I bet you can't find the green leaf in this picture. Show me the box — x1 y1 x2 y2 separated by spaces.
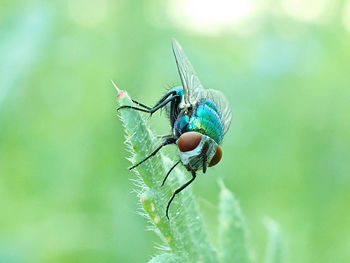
148 253 182 263
115 85 219 263
115 83 288 263
218 180 251 263
264 219 284 263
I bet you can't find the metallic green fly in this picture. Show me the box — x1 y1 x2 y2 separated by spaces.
118 39 232 219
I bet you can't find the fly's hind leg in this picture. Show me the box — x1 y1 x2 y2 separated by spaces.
131 99 151 110
117 91 179 115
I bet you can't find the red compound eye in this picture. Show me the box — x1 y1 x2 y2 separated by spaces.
209 146 222 167
178 132 202 152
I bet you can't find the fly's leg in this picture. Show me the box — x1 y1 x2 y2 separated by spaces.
119 95 180 114
129 138 176 170
117 91 179 115
166 170 196 220
161 160 180 186
131 99 151 110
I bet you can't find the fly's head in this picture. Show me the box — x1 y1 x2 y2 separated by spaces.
177 132 222 173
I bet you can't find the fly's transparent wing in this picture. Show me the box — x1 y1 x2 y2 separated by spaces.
205 89 232 136
172 39 232 136
172 39 204 105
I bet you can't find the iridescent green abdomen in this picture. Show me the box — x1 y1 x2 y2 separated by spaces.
173 98 223 144
188 100 223 144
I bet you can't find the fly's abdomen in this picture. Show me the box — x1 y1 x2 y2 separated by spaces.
188 101 223 144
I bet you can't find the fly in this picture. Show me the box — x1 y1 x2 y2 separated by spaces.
118 39 232 219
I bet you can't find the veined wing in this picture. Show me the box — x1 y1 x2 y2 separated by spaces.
172 39 204 106
205 89 232 136
172 39 232 135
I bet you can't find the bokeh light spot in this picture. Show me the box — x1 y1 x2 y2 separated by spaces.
68 0 111 27
342 1 350 33
169 0 257 34
281 0 331 23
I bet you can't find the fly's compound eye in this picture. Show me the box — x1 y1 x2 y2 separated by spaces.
178 132 202 152
209 145 222 167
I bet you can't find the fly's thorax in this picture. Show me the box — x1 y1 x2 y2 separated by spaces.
176 132 222 172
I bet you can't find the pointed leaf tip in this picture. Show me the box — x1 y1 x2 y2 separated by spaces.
263 218 284 263
111 80 127 99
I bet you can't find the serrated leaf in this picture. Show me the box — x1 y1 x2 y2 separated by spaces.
148 253 183 263
115 86 219 263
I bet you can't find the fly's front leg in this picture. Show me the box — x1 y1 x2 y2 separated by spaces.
166 170 197 219
161 160 180 186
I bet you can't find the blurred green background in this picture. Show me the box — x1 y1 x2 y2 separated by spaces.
1 0 350 262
